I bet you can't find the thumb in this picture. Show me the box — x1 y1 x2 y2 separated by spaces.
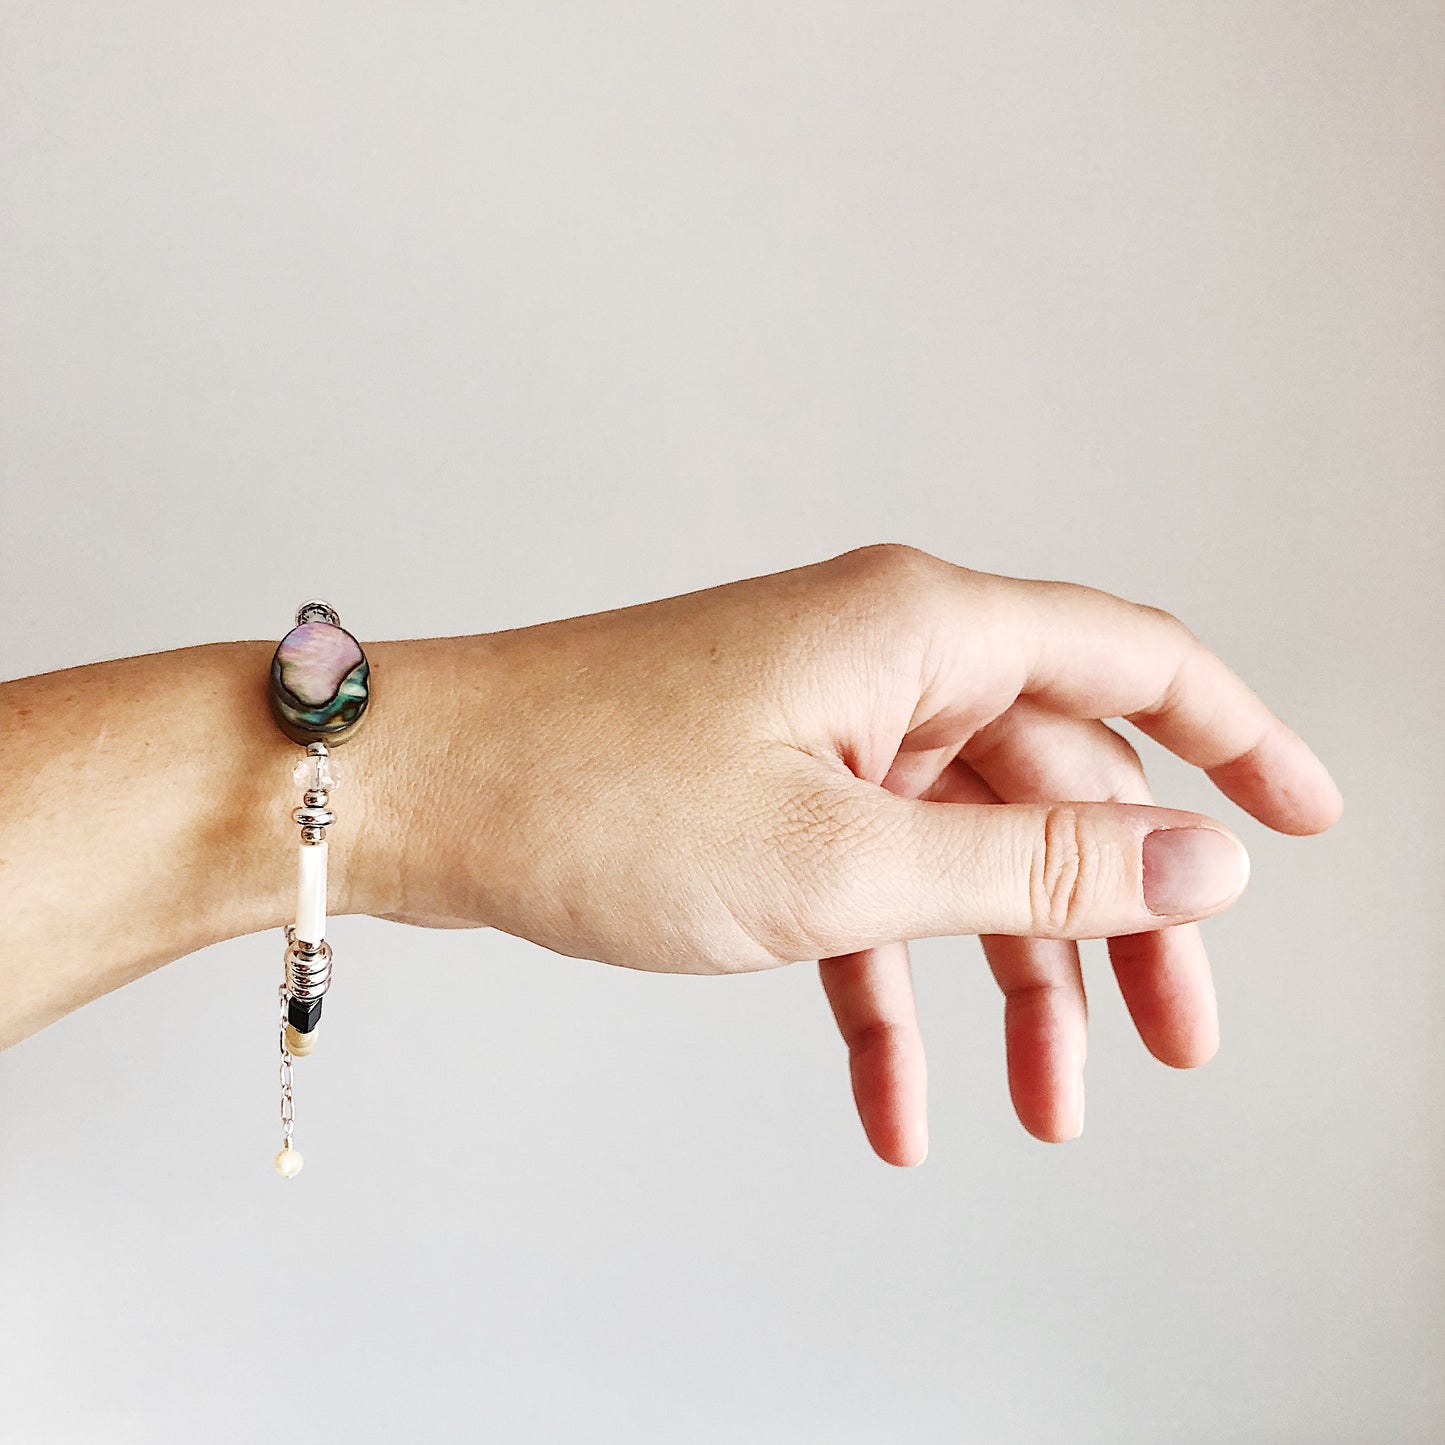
790 784 1251 951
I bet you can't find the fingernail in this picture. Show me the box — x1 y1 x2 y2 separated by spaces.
1143 827 1250 916
911 1119 929 1166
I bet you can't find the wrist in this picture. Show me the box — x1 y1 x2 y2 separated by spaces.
334 635 431 923
350 630 521 931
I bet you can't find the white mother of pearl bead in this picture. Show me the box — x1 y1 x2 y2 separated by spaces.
273 1144 304 1178
295 838 328 946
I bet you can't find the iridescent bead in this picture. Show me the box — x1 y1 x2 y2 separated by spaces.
269 620 370 745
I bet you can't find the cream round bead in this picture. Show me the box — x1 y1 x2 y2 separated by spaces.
273 1144 304 1178
284 1022 319 1056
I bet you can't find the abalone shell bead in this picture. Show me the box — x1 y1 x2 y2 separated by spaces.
268 620 371 745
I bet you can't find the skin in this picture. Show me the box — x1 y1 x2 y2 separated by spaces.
0 545 1343 1165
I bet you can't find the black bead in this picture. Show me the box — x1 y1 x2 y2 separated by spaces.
287 995 324 1033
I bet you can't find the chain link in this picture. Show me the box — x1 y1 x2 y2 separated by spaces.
277 981 295 1147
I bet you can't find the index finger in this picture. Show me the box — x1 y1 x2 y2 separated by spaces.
973 573 1343 836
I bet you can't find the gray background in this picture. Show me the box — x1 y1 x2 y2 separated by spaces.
2 4 1441 1442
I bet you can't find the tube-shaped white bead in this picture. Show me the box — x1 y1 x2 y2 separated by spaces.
296 838 328 945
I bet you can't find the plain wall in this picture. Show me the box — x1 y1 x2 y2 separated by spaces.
2 4 1441 1442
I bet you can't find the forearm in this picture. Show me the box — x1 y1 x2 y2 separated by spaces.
0 637 420 1051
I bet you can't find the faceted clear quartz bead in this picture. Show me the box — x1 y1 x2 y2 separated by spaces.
292 752 341 791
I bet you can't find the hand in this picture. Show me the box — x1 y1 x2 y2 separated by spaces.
364 545 1342 1165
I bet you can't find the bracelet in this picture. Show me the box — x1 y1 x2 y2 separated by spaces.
266 601 372 1177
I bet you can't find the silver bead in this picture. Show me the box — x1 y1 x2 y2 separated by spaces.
304 789 329 808
286 936 333 999
296 603 341 629
293 806 335 828
300 825 327 844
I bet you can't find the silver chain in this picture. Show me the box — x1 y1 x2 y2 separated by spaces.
277 981 296 1148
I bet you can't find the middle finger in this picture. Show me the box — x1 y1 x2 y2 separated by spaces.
961 697 1219 1069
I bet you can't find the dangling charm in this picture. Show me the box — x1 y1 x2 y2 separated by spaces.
274 1148 304 1179
266 601 370 1176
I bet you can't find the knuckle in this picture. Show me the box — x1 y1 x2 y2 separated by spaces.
836 540 935 573
835 541 943 592
843 1016 914 1057
1101 771 1142 807
999 976 1077 1030
1115 734 1143 771
1029 805 1093 935
826 543 952 629
1099 732 1145 802
1137 601 1196 644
